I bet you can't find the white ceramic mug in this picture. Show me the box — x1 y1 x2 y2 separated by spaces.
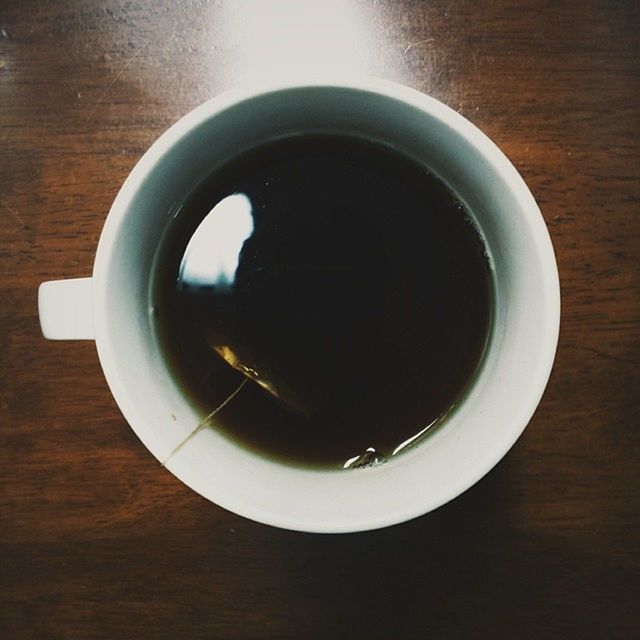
38 78 560 533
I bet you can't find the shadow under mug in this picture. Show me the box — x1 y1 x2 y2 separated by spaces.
38 78 560 533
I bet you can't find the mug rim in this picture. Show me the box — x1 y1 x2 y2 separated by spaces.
92 77 560 532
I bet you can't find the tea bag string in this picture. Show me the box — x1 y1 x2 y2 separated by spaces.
161 378 249 467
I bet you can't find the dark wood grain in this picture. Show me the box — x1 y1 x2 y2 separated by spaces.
1 1 639 638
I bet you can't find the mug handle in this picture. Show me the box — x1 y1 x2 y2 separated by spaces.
38 278 94 340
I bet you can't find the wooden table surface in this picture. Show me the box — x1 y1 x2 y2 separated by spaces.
1 1 639 638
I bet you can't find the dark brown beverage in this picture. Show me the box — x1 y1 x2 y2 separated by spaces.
152 135 492 469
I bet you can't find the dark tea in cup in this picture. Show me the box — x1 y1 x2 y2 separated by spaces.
152 134 492 469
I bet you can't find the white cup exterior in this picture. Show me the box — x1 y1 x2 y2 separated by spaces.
39 78 560 533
